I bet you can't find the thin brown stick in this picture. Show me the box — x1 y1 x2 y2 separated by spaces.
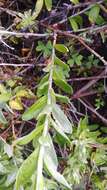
68 75 107 82
79 98 107 125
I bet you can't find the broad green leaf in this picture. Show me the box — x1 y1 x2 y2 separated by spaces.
69 18 78 31
15 148 39 190
55 93 70 104
52 104 72 134
0 93 11 103
0 110 7 124
44 150 71 189
89 5 100 23
22 96 47 121
9 98 23 110
55 56 69 71
70 0 79 4
37 81 49 97
51 119 70 142
34 0 44 18
13 125 43 146
54 77 73 94
45 0 52 11
55 44 69 53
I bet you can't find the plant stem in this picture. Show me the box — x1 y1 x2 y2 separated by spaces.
36 33 57 190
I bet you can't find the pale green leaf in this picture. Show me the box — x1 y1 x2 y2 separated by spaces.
0 93 11 103
52 104 72 134
45 0 52 11
51 119 70 142
0 110 7 124
15 148 39 190
44 150 71 189
36 146 44 190
34 0 44 18
45 134 58 169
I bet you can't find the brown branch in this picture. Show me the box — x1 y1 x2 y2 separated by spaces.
79 98 107 125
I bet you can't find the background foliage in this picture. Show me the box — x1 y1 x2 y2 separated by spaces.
0 0 107 189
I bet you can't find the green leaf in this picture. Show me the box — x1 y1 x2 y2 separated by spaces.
89 5 100 23
37 81 49 97
45 0 52 11
36 146 44 190
44 149 71 189
55 56 69 71
13 125 43 146
54 77 73 94
15 148 39 190
55 93 70 104
22 96 47 121
0 93 11 103
55 44 69 53
34 0 44 18
51 119 70 142
0 110 7 124
69 18 78 31
45 134 58 168
4 143 13 158
52 104 72 134
70 0 79 4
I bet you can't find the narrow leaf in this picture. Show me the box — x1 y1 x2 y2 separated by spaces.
54 77 73 94
45 0 52 11
69 17 78 31
44 151 71 189
34 0 44 18
52 104 72 134
0 110 7 124
14 125 43 146
22 96 47 121
51 119 70 142
15 148 39 190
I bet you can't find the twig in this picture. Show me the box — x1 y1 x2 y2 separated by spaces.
0 63 33 67
79 98 107 125
66 25 107 34
71 70 105 100
0 30 53 38
0 7 19 17
68 75 107 82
